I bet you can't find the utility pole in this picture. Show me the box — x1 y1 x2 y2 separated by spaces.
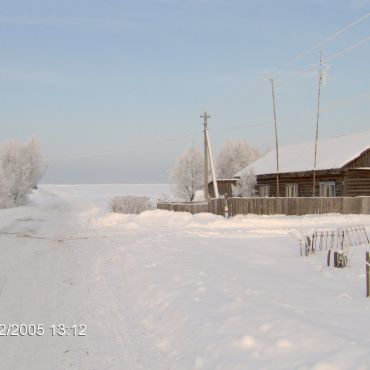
201 111 219 199
270 78 280 197
313 51 324 197
201 111 210 199
366 251 370 297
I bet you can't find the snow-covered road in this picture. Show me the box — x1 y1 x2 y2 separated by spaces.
0 187 169 370
0 185 369 370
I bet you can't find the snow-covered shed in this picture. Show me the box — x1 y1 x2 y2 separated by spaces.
208 179 237 198
236 130 370 197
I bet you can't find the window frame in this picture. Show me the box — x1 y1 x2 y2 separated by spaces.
259 185 270 197
285 183 299 197
319 181 336 197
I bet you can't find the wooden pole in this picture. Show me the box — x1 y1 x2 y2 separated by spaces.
313 52 323 197
205 129 219 198
270 78 280 197
366 251 370 297
201 111 210 199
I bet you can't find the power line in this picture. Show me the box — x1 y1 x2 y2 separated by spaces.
327 35 370 61
43 14 370 163
271 34 370 84
211 122 271 133
45 131 199 161
215 91 370 133
45 122 273 161
44 91 370 162
271 12 370 75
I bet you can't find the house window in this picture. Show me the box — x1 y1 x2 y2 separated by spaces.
285 183 298 197
259 185 270 197
319 181 336 197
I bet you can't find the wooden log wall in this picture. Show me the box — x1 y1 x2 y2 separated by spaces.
344 148 370 168
208 180 237 198
342 169 370 196
257 171 344 197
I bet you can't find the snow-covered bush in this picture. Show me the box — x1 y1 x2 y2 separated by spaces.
193 189 205 202
217 140 260 179
170 144 204 202
0 138 44 208
109 195 153 214
232 168 257 197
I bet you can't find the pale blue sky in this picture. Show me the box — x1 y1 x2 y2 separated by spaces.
1 0 370 183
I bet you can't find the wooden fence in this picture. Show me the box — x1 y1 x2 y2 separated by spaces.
156 202 209 214
227 197 370 216
157 196 370 217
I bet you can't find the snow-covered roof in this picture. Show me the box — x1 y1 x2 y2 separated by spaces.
236 130 370 177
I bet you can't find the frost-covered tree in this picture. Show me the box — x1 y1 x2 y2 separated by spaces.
217 140 260 179
0 138 44 208
110 195 152 214
170 144 204 201
232 168 257 197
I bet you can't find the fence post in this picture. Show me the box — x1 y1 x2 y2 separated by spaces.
224 194 229 218
366 252 370 298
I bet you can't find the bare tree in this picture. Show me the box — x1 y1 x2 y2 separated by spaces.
170 144 204 202
217 140 260 179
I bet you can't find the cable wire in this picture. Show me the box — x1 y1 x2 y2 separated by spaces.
270 12 370 75
44 91 370 162
326 35 370 61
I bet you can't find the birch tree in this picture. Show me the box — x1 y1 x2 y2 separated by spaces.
217 140 260 179
0 138 44 208
170 144 204 201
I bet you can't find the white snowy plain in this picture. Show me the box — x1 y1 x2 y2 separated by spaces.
0 184 369 370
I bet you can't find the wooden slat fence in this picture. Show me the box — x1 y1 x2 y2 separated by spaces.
227 197 370 216
208 198 226 216
157 202 209 214
157 196 370 217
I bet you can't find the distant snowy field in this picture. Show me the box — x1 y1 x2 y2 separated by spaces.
0 184 369 370
38 183 170 209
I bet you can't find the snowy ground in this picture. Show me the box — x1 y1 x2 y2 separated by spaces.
0 185 369 370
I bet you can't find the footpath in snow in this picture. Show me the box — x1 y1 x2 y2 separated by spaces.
0 185 369 370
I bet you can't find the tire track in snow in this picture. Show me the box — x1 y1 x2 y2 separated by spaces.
92 239 171 370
